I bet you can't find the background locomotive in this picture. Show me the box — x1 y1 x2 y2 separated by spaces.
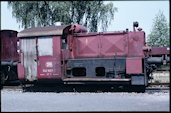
15 22 170 92
1 30 19 85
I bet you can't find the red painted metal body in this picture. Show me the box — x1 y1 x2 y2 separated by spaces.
17 22 169 91
17 23 148 82
17 63 24 80
1 30 18 61
1 30 19 84
126 58 143 74
68 31 146 58
69 24 87 33
37 36 62 80
127 32 145 57
17 24 88 82
151 47 170 55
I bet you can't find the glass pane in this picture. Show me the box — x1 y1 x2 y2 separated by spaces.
38 37 53 56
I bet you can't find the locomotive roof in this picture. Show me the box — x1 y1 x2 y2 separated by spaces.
17 25 68 38
1 30 18 33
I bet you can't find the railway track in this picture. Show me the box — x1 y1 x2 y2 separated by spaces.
1 82 169 93
148 82 170 87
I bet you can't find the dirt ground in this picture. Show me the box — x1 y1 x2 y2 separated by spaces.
151 71 170 83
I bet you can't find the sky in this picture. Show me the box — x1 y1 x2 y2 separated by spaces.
1 1 170 37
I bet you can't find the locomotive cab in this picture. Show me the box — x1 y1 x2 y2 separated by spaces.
17 25 67 83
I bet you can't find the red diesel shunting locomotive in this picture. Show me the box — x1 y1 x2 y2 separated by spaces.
17 22 170 92
1 30 19 84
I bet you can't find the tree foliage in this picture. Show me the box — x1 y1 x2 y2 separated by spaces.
147 10 170 47
8 1 117 32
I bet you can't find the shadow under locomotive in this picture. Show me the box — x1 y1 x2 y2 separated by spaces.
22 83 146 93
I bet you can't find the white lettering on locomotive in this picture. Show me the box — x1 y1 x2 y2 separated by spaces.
46 62 53 67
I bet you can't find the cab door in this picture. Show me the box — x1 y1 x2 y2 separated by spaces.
21 38 37 81
37 36 61 80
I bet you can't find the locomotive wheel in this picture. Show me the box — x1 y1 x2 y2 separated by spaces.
131 85 146 93
1 72 6 86
7 69 18 81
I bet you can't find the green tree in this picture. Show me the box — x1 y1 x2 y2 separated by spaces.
8 1 117 32
147 10 170 47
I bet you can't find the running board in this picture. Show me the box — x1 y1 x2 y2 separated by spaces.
63 78 131 82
